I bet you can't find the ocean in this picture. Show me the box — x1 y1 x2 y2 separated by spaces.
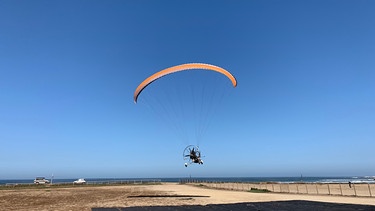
1 176 374 185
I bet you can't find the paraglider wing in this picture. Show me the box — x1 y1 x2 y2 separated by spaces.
133 63 237 103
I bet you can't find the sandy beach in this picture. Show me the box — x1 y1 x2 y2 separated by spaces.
1 183 375 210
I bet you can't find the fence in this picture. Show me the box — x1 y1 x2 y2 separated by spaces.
180 179 375 197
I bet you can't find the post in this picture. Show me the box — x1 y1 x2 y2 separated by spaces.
297 184 299 194
339 183 343 196
305 184 308 194
287 183 290 193
368 183 372 197
353 183 357 197
316 184 319 194
328 184 331 195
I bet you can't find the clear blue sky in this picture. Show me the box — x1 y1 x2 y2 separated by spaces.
1 0 374 179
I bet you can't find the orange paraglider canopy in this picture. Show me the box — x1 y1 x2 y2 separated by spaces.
133 63 237 103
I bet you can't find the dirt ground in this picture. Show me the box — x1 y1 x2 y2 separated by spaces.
1 183 375 211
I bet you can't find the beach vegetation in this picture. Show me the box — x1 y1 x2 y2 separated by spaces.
0 181 161 190
248 188 271 193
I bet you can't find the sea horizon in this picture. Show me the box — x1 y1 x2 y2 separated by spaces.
1 176 375 185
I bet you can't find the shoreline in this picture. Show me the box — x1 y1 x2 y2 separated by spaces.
1 175 375 186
